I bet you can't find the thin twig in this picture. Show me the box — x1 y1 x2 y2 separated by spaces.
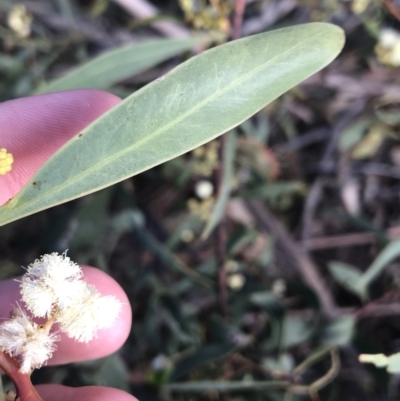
0 352 43 401
164 380 291 393
164 348 340 395
288 349 340 395
112 0 190 38
241 0 295 36
293 345 335 375
274 127 330 153
18 1 113 45
361 163 400 180
381 0 400 21
302 231 377 250
302 224 400 250
356 302 400 319
300 103 365 240
301 177 329 241
278 304 400 320
216 221 228 318
232 0 246 40
215 134 229 319
246 200 337 318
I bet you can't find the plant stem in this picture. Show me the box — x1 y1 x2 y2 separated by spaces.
41 316 56 333
215 134 229 320
232 0 246 40
0 352 43 401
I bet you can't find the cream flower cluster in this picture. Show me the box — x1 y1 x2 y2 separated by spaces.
0 307 59 374
0 148 14 175
0 252 121 373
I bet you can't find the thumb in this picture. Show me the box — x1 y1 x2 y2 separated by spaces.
0 90 120 206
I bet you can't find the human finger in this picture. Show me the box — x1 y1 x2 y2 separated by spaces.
0 266 131 365
36 384 138 401
0 90 120 206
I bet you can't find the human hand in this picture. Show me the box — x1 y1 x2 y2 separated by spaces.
0 90 136 401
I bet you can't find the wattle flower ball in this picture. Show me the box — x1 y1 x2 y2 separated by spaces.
0 252 121 373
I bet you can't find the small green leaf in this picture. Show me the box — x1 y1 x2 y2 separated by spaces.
250 292 282 310
328 261 366 301
375 100 400 126
338 118 371 151
321 315 355 346
35 38 204 94
169 343 236 381
94 354 130 391
243 181 306 201
262 354 295 373
331 240 400 302
282 316 313 348
0 23 344 226
359 239 400 289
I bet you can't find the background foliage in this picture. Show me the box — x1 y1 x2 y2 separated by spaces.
2 0 400 400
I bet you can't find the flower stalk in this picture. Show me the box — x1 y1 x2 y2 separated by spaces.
0 351 44 401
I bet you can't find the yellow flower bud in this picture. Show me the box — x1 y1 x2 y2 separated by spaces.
0 148 14 175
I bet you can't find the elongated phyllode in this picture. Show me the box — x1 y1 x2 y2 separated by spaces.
0 148 14 175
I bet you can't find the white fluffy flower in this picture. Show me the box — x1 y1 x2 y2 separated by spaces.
21 252 86 317
0 308 59 374
0 252 122 375
57 284 121 343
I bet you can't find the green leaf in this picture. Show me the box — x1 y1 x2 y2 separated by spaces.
282 316 313 348
329 241 400 301
375 100 400 126
169 343 236 381
93 354 130 391
0 22 345 226
243 181 306 201
250 291 282 311
338 118 371 151
109 210 212 289
34 38 204 94
262 354 295 373
328 261 366 301
321 315 355 346
201 130 237 239
163 380 289 392
359 239 400 289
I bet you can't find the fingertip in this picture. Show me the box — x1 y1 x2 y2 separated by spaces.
0 90 121 206
50 266 132 365
0 264 132 366
36 384 138 401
